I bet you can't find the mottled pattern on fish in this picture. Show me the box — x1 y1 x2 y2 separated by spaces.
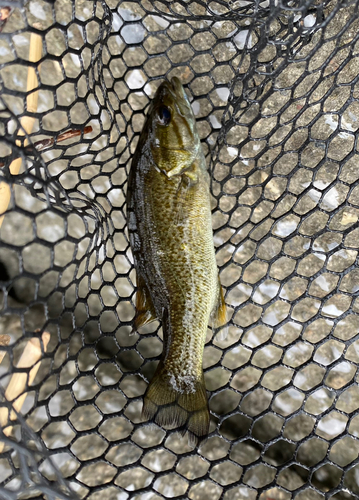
127 77 226 441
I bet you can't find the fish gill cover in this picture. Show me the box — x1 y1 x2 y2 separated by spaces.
0 0 359 499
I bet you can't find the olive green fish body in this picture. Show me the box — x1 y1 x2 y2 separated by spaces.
127 78 226 440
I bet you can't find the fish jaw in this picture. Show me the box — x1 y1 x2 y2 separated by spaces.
147 77 200 174
155 77 190 110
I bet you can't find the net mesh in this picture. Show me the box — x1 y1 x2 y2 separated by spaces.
1 0 359 498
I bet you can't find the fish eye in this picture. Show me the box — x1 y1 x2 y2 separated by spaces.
157 105 171 126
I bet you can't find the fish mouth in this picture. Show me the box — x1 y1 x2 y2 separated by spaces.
152 78 193 122
157 77 188 104
170 77 185 98
171 77 191 106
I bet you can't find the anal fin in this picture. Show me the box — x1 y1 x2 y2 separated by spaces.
212 276 227 328
132 273 157 332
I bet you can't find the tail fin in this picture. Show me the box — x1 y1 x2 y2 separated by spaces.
143 369 209 442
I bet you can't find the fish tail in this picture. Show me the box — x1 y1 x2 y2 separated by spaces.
143 368 209 442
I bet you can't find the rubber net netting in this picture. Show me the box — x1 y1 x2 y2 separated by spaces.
0 0 359 499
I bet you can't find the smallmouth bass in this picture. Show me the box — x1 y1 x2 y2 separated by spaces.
127 77 226 441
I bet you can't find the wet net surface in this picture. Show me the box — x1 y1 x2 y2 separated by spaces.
1 0 359 498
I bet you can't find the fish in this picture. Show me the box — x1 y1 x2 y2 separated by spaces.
126 77 226 441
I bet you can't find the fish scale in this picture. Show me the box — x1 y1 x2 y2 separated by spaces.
127 77 227 441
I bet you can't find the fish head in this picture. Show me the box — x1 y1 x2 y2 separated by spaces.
148 77 200 175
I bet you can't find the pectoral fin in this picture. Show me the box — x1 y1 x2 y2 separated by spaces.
132 274 157 332
172 169 199 227
167 162 188 178
167 155 199 183
211 277 227 329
